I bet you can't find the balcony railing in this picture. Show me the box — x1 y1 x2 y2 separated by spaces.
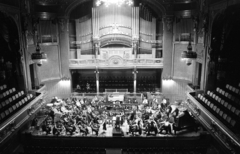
69 58 163 69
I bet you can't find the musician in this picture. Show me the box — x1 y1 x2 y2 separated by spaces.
53 121 65 135
142 97 148 105
86 82 90 92
75 84 81 92
160 98 170 112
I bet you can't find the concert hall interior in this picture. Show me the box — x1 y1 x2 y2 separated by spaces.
1 0 240 154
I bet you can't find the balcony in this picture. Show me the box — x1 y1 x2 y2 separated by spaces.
69 58 163 69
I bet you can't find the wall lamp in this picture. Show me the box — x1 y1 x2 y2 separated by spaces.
31 43 47 66
181 33 197 66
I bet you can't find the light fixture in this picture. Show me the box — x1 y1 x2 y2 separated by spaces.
61 76 70 81
96 0 133 7
132 70 138 74
31 43 47 66
181 33 197 66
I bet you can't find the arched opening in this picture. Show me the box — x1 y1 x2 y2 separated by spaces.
0 11 25 90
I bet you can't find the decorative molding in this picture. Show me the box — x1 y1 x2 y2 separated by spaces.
69 58 163 69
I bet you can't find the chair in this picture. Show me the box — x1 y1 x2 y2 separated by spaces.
219 111 223 117
221 100 225 105
224 102 228 108
16 103 19 108
216 108 220 114
210 103 213 109
12 105 16 110
235 109 240 116
8 107 12 113
207 101 211 106
230 119 236 127
227 104 232 110
213 105 217 111
5 110 9 116
231 106 236 113
223 113 227 120
226 84 230 89
5 100 9 105
227 116 231 123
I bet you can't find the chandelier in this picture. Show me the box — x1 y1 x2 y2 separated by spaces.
181 34 197 66
31 44 47 66
96 0 133 7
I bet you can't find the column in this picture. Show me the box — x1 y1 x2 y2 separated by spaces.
162 15 174 78
95 70 99 93
58 17 70 78
94 42 100 59
77 48 81 59
133 41 138 59
133 67 138 93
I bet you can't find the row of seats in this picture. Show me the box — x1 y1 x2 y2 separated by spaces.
208 90 240 117
0 84 7 91
226 84 240 95
0 91 25 110
122 147 207 154
216 87 240 105
197 94 237 128
23 146 106 154
0 87 16 99
0 93 34 124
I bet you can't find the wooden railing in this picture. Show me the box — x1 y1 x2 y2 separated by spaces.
69 58 163 69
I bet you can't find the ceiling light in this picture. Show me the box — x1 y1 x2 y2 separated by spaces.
31 44 47 65
181 34 197 66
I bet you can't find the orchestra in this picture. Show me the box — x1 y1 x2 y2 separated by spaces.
34 95 190 137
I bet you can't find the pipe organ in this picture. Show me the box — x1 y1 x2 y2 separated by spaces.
71 4 162 59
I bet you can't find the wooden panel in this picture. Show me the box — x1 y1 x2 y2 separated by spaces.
43 80 71 102
173 43 194 81
37 45 60 82
162 79 190 102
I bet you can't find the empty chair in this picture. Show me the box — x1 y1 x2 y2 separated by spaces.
210 103 214 109
16 103 19 108
21 91 24 95
219 111 223 117
231 106 236 113
207 91 211 95
8 107 13 113
207 101 211 106
235 109 240 116
5 110 9 116
227 104 232 110
224 102 228 108
12 105 16 110
226 84 230 89
198 94 201 98
8 97 12 103
5 100 9 105
231 119 236 127
227 116 231 123
223 113 227 120
1 113 5 120
216 108 220 114
221 100 225 105
213 105 217 111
